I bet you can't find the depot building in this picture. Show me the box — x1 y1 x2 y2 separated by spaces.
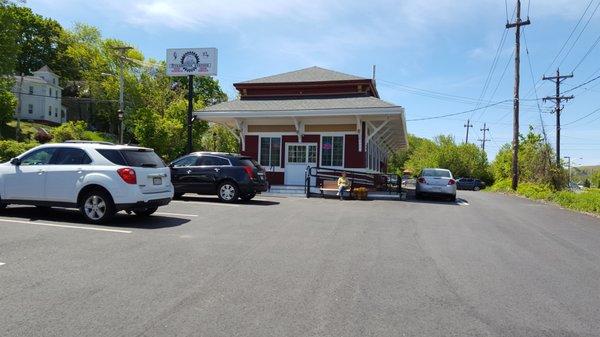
195 66 408 186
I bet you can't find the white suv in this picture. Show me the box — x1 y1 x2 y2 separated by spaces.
0 141 174 223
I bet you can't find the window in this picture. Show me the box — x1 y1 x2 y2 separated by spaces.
321 136 343 167
20 148 57 166
287 145 306 164
48 106 52 116
260 137 281 167
53 78 56 85
97 149 127 166
120 150 165 168
49 88 52 97
50 148 92 165
171 155 197 167
307 145 317 163
198 156 229 166
28 104 33 114
28 86 33 94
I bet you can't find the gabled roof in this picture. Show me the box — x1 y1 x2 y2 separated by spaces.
239 66 367 84
35 65 55 74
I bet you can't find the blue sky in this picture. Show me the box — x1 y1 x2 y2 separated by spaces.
26 0 600 165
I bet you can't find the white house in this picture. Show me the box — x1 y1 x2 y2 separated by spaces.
13 65 67 124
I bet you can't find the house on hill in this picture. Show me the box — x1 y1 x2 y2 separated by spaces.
195 66 408 186
12 65 67 125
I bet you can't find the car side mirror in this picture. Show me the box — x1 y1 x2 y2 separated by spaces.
168 163 175 168
10 157 21 166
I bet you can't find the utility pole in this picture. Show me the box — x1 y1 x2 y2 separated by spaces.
111 46 133 144
543 68 574 166
479 123 490 151
464 119 473 143
506 0 531 190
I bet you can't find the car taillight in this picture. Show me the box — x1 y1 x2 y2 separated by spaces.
243 166 255 179
417 177 426 184
117 168 137 184
448 179 456 185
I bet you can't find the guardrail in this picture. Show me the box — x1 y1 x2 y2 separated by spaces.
304 166 401 198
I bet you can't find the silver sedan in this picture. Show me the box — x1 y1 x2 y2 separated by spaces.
415 168 457 201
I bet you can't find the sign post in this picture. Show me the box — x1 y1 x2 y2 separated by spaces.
166 48 218 154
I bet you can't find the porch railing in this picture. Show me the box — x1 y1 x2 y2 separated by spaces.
304 166 401 198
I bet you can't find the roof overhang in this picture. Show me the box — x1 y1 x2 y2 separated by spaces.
194 106 408 151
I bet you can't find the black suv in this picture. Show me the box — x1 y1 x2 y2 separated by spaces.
169 152 268 202
456 178 486 191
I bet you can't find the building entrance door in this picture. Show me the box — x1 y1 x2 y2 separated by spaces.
284 143 317 186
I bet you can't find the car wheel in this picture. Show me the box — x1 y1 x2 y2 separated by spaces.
217 181 239 203
240 192 256 202
0 202 7 210
174 192 184 199
133 206 158 217
415 192 422 200
450 194 457 202
473 186 480 191
80 189 115 223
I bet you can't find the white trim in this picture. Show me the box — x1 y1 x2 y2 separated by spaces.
320 134 345 169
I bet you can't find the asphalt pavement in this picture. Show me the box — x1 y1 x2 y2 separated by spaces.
1 191 600 336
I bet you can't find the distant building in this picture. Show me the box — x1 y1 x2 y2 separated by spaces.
13 65 67 124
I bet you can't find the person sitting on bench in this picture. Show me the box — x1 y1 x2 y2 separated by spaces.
337 172 350 200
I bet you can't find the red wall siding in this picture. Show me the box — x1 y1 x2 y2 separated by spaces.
344 134 365 168
280 135 299 168
266 172 284 185
242 135 259 160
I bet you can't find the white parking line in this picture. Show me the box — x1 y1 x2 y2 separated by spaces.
155 212 198 217
0 218 132 234
170 200 240 207
457 200 470 206
0 262 5 267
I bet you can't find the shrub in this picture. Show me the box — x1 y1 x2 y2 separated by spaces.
50 121 89 142
34 129 53 143
0 140 38 162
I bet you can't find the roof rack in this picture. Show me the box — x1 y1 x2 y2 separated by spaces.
63 140 115 145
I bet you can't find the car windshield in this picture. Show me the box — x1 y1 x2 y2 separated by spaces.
421 169 451 178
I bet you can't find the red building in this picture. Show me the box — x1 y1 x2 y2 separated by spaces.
196 67 408 186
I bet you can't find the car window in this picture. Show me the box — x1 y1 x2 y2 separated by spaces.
172 155 197 167
421 169 451 178
238 158 256 167
97 149 127 166
20 148 57 166
120 150 165 168
50 148 92 165
198 156 229 166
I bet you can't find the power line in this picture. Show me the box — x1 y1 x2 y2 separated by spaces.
563 74 600 94
557 0 600 69
522 28 548 141
406 100 512 122
571 32 600 72
562 106 600 126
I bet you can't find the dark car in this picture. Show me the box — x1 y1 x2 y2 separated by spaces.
169 152 268 202
456 178 486 191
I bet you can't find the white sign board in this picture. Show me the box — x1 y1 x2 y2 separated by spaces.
166 48 218 77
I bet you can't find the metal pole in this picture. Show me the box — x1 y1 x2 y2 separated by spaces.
16 73 24 141
187 75 194 154
118 61 124 144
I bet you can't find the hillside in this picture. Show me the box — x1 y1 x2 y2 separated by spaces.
0 121 56 142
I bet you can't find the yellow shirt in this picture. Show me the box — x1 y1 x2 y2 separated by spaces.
337 176 350 188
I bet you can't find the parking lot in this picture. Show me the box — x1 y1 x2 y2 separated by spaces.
2 191 600 336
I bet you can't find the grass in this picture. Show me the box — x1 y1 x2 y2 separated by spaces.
0 120 56 142
490 179 600 216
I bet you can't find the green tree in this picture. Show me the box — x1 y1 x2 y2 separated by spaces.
591 170 600 189
51 121 91 142
491 127 567 189
583 179 591 188
0 1 18 129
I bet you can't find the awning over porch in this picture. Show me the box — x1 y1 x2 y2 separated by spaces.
194 96 409 153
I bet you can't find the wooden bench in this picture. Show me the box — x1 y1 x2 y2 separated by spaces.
320 180 352 198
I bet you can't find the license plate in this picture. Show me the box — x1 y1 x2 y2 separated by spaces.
153 177 162 185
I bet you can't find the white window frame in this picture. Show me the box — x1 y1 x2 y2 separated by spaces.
320 134 345 168
259 136 282 168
